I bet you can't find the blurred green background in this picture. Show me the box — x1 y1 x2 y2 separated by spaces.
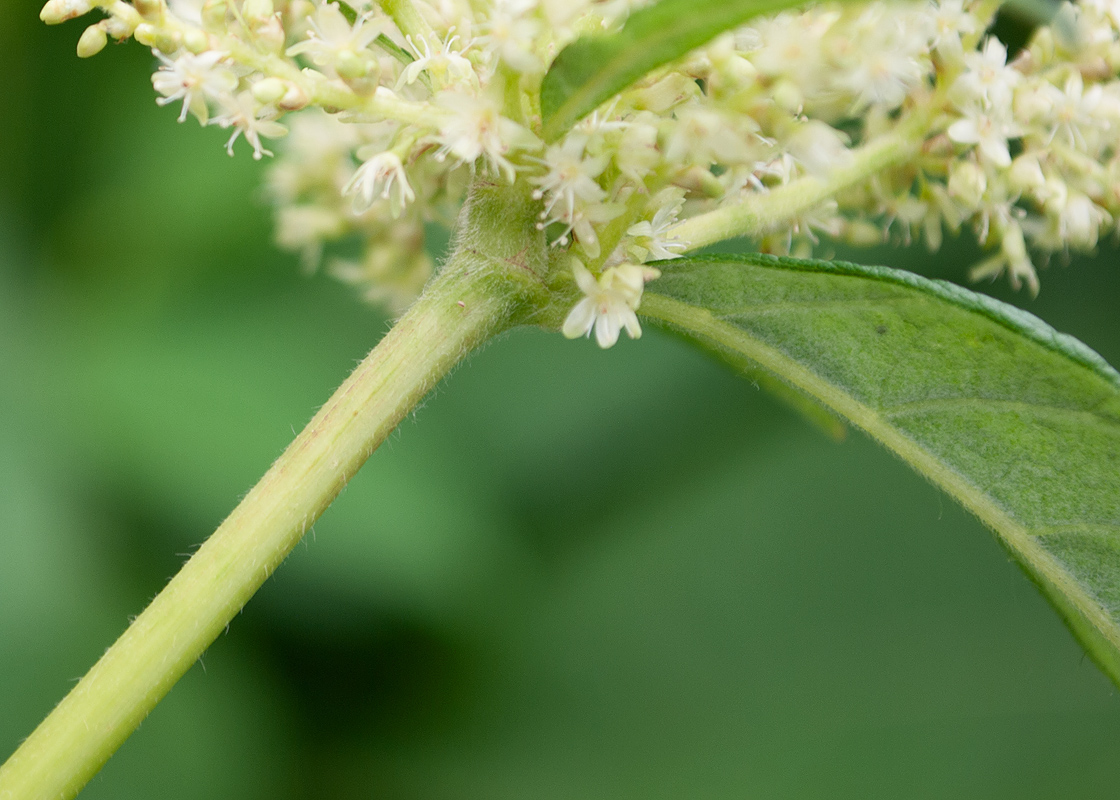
3 5 1120 798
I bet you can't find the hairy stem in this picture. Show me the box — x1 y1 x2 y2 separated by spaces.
0 180 547 800
670 112 936 252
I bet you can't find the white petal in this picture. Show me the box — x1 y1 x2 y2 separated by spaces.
562 298 596 339
594 310 621 348
571 261 599 296
947 118 979 145
621 308 642 340
979 137 1011 167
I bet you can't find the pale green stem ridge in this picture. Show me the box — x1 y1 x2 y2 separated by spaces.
379 0 436 44
670 113 935 252
0 180 547 800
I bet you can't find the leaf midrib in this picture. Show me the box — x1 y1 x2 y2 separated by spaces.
640 291 1120 665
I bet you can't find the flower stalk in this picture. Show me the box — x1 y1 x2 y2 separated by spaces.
0 179 548 800
671 111 939 252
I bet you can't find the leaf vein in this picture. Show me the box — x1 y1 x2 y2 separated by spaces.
1032 523 1120 538
712 295 923 318
880 396 1120 429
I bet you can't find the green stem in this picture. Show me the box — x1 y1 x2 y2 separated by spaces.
670 112 935 252
0 180 546 800
379 0 436 43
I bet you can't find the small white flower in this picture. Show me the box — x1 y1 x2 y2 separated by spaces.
1082 0 1120 29
267 110 366 202
785 120 851 177
969 221 1039 295
1044 72 1109 150
478 0 542 73
948 101 1021 167
541 199 623 259
1007 153 1046 197
665 107 754 167
1055 191 1111 250
614 115 660 183
531 136 609 228
572 101 630 138
343 151 415 217
152 51 238 125
929 0 978 57
287 3 385 68
274 204 346 269
397 30 475 90
627 195 687 260
746 10 834 87
834 6 931 112
212 91 288 160
433 91 540 180
562 261 661 348
947 159 987 208
953 37 1020 109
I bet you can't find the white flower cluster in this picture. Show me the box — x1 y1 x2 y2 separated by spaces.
42 0 1120 342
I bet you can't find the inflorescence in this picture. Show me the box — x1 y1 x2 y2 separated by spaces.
42 0 1120 344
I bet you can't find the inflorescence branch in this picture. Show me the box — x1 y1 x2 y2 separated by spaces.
40 0 1120 336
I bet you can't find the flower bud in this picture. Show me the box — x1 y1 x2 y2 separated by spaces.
1002 221 1028 265
1013 84 1052 124
999 222 1040 295
1008 155 1045 196
132 0 164 19
771 79 803 114
183 28 210 53
251 14 285 53
286 0 314 21
76 23 107 57
252 77 287 105
675 166 725 199
335 49 369 80
787 120 850 177
1062 193 1106 250
712 53 757 90
278 83 309 111
631 74 699 113
1027 26 1056 68
40 0 92 25
948 160 986 208
134 22 180 53
133 22 156 44
1080 56 1111 82
103 2 141 38
242 0 273 20
1041 177 1069 215
843 220 885 247
201 0 228 31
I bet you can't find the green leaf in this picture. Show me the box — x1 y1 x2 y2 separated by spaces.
374 33 415 66
641 253 1120 685
540 0 818 143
